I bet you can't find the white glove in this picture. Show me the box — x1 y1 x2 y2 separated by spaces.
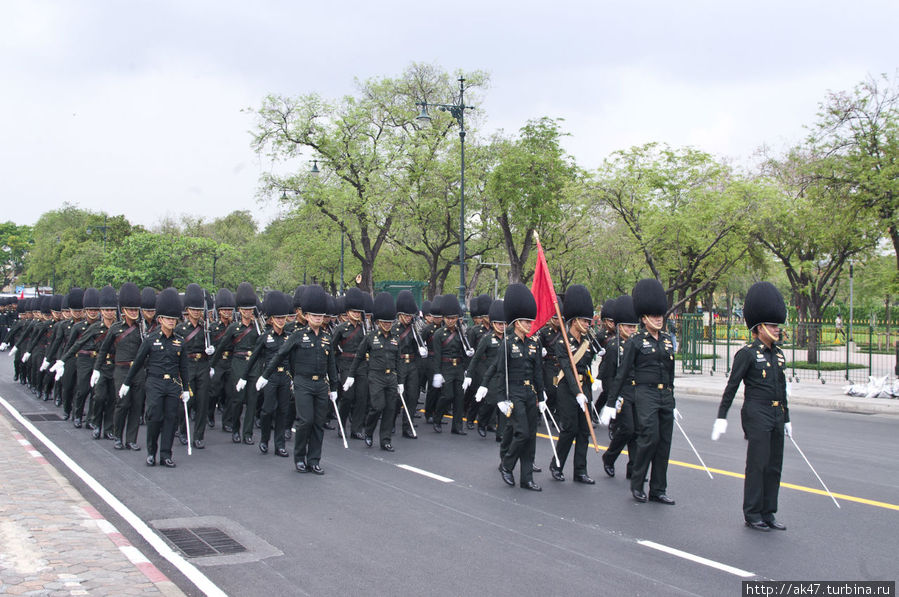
784 422 792 437
591 379 602 395
89 370 101 387
597 347 606 358
22 351 30 362
538 400 548 414
209 367 215 378
50 359 63 373
673 408 683 421
575 393 587 410
181 391 191 404
465 348 474 358
40 358 50 371
328 391 338 403
711 418 727 441
599 406 616 426
498 400 513 417
418 346 428 358
256 377 269 392
541 347 547 357
343 377 355 391
786 382 792 398
0 342 7 351
54 364 65 381
204 345 215 356
9 346 18 358
119 384 130 398
475 386 488 402
235 378 247 392
432 373 444 388
397 384 404 396
462 377 472 390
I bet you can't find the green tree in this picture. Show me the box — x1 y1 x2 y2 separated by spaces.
0 222 33 291
593 143 757 314
810 73 899 271
485 117 580 284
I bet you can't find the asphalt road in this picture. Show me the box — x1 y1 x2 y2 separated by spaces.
2 360 897 597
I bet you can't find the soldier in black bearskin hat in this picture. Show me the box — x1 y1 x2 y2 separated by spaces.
607 279 677 505
259 285 338 475
485 283 546 491
207 288 235 429
421 298 443 423
548 285 598 484
96 283 145 450
85 285 120 440
713 281 790 532
213 282 262 443
245 291 293 457
60 288 102 429
599 295 640 479
470 299 506 441
48 288 85 418
393 290 426 439
332 287 370 440
344 292 401 451
463 294 492 428
174 283 213 449
121 288 190 468
431 294 469 435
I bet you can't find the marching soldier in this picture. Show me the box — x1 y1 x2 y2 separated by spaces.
23 296 55 400
468 299 505 440
538 302 564 416
96 283 144 450
483 283 545 491
549 285 597 485
599 295 639 479
120 288 190 468
344 292 400 451
422 299 443 423
712 281 790 532
432 294 468 435
259 285 338 475
175 284 214 449
207 288 235 429
49 289 84 418
607 279 677 505
333 287 369 440
42 294 70 407
463 294 492 428
86 286 119 440
393 290 426 439
60 288 102 429
211 282 261 444
245 291 292 457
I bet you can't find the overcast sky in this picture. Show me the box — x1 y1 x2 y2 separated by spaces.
2 0 896 229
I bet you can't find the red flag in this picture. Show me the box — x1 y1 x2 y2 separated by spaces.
528 237 557 336
19 290 24 299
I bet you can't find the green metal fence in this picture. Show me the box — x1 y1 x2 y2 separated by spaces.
670 314 896 385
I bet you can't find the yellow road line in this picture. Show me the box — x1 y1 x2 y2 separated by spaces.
534 432 899 512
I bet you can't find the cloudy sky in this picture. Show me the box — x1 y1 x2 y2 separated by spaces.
2 0 896 228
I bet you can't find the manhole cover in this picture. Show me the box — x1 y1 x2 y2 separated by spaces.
22 413 65 421
159 527 247 558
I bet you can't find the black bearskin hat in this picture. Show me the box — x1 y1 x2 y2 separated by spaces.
743 282 786 329
264 291 292 317
235 282 257 308
68 287 84 310
613 295 639 325
632 279 667 318
326 295 338 318
302 285 329 315
344 287 365 312
334 295 346 315
82 288 100 310
562 285 593 321
396 290 418 316
215 288 235 309
361 292 374 315
503 283 537 323
440 294 461 318
184 283 205 309
140 287 157 310
488 299 505 323
156 288 182 318
373 292 397 321
119 283 141 309
39 295 51 314
98 285 118 309
293 285 307 310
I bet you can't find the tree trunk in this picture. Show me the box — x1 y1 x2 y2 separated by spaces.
806 301 821 365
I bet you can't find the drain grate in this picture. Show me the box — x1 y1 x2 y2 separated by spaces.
22 413 65 422
159 527 247 558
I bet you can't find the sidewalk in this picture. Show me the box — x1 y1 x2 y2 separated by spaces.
0 409 185 597
674 372 899 415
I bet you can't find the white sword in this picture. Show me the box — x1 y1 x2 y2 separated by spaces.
674 418 712 479
397 385 417 438
789 434 840 509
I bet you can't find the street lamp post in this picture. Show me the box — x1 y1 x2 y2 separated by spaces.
416 76 475 310
87 215 109 253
